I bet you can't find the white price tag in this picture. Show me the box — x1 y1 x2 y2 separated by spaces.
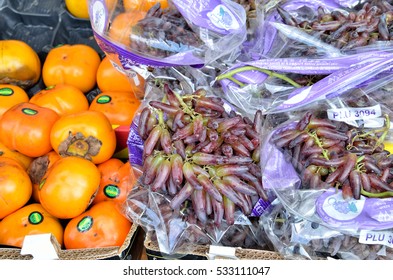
359 230 393 248
327 104 382 122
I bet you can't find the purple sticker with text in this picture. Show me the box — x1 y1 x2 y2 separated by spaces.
251 199 272 217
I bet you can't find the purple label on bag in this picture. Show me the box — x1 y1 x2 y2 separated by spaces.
172 0 245 35
93 31 204 68
316 189 393 230
272 55 393 112
219 51 393 90
251 198 272 217
127 118 144 167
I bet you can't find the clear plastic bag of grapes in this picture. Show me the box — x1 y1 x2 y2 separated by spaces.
257 61 393 237
122 67 272 255
254 0 393 60
88 0 247 75
215 0 393 116
261 199 393 260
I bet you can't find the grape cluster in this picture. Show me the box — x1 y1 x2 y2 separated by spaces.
272 111 393 199
137 84 266 225
277 1 393 52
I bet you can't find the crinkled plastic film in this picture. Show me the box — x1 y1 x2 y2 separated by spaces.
88 0 248 69
260 68 393 234
124 182 268 255
122 68 270 255
261 200 393 260
254 0 393 61
217 50 393 115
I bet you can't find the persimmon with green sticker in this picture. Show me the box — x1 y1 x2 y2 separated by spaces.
89 91 141 126
0 103 60 157
64 201 132 249
0 84 29 117
29 84 89 117
93 159 136 205
38 156 101 219
0 203 64 248
50 110 116 164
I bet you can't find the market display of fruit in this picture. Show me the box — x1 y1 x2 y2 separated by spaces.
3 0 393 262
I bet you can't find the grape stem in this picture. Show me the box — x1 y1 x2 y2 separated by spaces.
361 188 393 198
348 114 390 151
308 130 330 160
174 92 195 118
156 109 165 126
215 66 302 88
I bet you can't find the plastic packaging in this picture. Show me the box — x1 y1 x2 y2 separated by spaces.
123 68 270 255
258 0 393 59
124 182 268 255
259 67 393 233
261 200 393 260
216 50 393 115
88 0 247 71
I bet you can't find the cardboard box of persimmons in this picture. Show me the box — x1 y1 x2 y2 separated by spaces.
0 44 143 259
0 0 149 260
0 141 141 260
0 51 143 259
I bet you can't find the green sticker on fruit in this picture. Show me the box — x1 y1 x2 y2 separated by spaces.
0 88 14 96
97 95 111 104
28 211 44 225
22 108 38 115
104 184 120 198
77 216 93 232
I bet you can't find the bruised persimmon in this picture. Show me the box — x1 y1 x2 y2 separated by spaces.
0 40 41 89
27 151 62 203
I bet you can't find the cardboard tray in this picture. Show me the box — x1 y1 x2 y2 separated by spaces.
0 223 141 260
143 232 284 260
